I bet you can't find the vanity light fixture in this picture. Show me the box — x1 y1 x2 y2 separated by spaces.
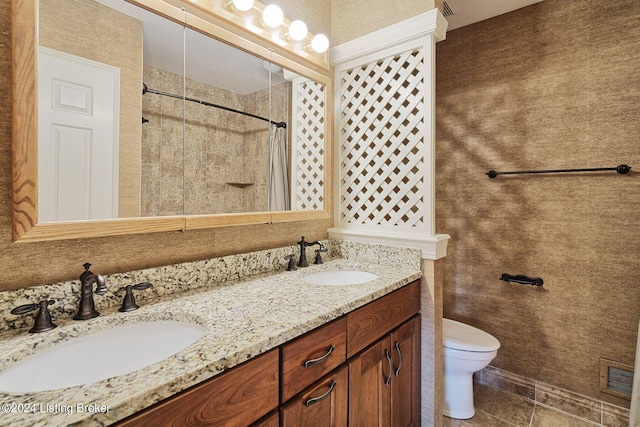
288 20 308 41
310 33 330 53
229 0 254 12
262 4 284 28
181 0 330 70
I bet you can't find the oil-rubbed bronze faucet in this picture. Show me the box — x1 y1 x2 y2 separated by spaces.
73 263 107 320
297 237 327 267
297 236 311 267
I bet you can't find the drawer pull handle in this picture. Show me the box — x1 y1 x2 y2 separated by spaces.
305 380 337 407
304 344 335 368
384 349 392 386
394 341 402 376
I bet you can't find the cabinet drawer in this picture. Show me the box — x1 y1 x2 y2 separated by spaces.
281 317 347 402
114 349 279 427
280 364 348 427
346 280 420 358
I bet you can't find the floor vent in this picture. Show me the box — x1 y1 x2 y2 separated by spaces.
442 0 458 17
600 358 633 400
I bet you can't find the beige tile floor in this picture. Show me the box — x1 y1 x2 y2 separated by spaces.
442 384 603 427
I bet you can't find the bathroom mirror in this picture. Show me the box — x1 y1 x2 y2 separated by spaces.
12 0 331 242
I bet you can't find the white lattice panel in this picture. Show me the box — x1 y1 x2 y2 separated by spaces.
338 49 426 228
292 79 325 210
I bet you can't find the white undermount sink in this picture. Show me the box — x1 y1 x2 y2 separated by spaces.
302 270 379 286
0 320 204 393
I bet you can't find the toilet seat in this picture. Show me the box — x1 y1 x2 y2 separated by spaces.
444 318 500 352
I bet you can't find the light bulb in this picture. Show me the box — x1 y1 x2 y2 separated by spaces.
230 0 254 11
288 20 308 41
262 4 284 28
311 33 329 53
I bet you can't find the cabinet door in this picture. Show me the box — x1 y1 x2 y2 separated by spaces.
251 411 279 427
391 316 420 427
281 364 348 427
348 338 392 427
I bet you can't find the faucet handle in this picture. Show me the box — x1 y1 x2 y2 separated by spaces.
132 282 153 291
313 242 328 265
314 249 326 265
284 254 297 271
118 282 152 312
10 303 38 316
11 300 57 333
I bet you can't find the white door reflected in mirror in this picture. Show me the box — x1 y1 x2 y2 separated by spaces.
38 47 119 222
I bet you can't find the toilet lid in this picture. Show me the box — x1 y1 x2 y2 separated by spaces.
443 318 500 352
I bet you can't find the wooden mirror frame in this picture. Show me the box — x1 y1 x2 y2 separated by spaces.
12 0 332 243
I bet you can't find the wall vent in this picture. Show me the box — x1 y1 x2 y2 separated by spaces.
600 358 633 400
442 0 459 17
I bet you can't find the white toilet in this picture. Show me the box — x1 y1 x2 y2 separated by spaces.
443 318 501 419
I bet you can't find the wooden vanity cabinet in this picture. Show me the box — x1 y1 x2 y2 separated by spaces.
280 317 347 402
113 349 279 427
347 280 421 427
390 316 421 427
280 364 348 427
349 317 420 427
346 280 420 358
112 280 420 427
348 336 391 427
251 411 279 427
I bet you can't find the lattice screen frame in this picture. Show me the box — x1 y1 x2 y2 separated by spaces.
333 37 436 237
290 77 325 211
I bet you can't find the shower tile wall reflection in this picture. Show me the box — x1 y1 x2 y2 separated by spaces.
141 66 184 217
141 66 291 216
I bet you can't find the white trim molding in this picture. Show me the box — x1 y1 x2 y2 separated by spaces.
331 8 448 66
329 227 450 260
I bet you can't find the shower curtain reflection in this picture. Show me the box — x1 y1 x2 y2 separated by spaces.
268 125 290 211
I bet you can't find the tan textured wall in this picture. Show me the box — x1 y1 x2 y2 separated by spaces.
274 0 330 38
331 0 435 46
0 0 329 290
39 0 143 218
436 0 640 407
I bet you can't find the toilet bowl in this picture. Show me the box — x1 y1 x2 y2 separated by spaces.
443 318 500 419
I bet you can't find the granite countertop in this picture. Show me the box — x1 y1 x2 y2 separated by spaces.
0 258 421 427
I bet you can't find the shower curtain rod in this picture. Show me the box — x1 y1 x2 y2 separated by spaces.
486 164 631 178
142 83 287 128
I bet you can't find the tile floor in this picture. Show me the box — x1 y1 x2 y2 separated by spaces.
442 384 606 427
